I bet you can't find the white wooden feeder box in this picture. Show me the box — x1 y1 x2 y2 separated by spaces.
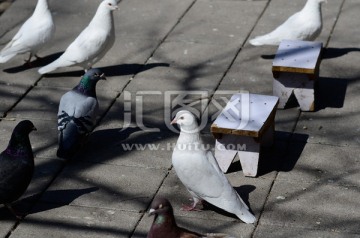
272 40 323 111
211 93 279 177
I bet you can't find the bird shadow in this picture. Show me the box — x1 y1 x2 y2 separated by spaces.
0 187 98 220
3 52 63 73
260 47 360 60
322 47 360 59
76 126 174 163
90 127 143 146
29 187 99 214
35 62 170 78
100 62 170 77
202 185 256 219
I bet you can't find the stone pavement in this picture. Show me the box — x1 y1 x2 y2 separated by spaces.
0 0 359 237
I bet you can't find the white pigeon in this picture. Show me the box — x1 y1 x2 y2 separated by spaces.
171 110 256 224
249 0 327 46
0 0 55 63
38 0 118 74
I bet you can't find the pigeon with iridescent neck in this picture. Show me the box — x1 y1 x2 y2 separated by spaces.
148 197 236 238
57 68 106 159
38 0 118 74
0 0 55 64
171 110 256 224
0 120 36 219
249 0 326 46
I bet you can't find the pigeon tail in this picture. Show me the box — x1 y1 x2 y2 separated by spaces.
234 208 256 224
0 43 30 63
249 34 280 46
0 54 15 63
57 121 85 159
38 59 62 74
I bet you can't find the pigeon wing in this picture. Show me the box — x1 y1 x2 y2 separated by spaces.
174 149 225 199
57 27 109 65
0 154 33 202
58 91 98 131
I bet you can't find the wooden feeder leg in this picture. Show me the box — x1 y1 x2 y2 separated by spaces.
214 139 238 173
273 77 293 109
238 140 260 177
260 123 275 147
294 86 314 111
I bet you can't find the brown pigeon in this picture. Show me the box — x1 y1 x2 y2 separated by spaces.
147 197 235 238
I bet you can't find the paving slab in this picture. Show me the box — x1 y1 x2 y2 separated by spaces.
10 204 142 238
277 142 360 187
167 0 267 45
127 40 238 92
39 161 168 212
253 224 360 238
115 0 195 41
259 180 360 234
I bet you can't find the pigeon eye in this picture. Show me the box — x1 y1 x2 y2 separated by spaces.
180 116 184 120
94 73 99 77
108 3 112 6
159 204 163 209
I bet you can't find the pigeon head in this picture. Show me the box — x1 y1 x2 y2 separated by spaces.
12 120 37 138
148 197 178 232
102 0 119 11
76 68 106 96
149 197 174 217
171 110 200 133
6 120 36 156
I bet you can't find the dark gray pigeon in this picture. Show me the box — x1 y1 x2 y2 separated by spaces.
57 68 106 159
0 120 36 218
148 197 235 238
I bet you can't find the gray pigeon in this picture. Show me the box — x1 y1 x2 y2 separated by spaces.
249 0 326 46
0 0 55 64
171 110 256 224
57 68 106 159
38 0 118 74
148 197 236 238
0 120 36 218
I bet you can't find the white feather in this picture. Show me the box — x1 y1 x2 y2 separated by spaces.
249 0 326 46
171 110 256 224
38 0 118 74
0 0 55 63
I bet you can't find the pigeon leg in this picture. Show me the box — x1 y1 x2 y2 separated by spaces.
181 198 203 211
4 204 23 220
25 53 33 63
34 54 43 63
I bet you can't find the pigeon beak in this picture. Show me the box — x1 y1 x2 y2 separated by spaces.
32 126 37 131
148 208 155 216
100 73 106 80
170 118 177 125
